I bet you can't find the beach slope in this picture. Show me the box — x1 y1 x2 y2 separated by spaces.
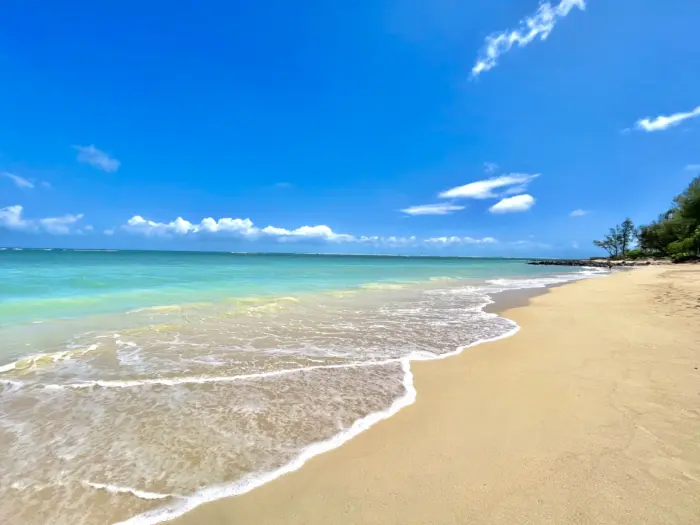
174 266 700 525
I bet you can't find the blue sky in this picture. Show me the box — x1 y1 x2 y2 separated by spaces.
1 0 699 256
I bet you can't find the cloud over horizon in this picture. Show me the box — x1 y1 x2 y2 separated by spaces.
73 145 121 172
115 214 501 249
425 236 498 245
0 205 85 235
121 215 424 246
472 0 586 77
122 215 358 242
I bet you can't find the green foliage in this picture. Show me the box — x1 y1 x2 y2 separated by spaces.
593 177 700 262
632 176 700 262
619 218 635 257
593 217 635 258
671 252 698 263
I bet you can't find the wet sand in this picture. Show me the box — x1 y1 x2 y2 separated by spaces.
173 266 700 525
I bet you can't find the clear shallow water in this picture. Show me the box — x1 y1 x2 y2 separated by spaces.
0 250 604 525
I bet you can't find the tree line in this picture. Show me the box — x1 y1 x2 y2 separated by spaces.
593 175 700 262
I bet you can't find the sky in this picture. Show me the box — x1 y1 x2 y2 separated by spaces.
1 0 699 256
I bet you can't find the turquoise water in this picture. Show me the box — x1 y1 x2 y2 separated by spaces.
0 249 603 525
1 249 563 326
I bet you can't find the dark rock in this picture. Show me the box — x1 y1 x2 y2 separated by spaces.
527 259 608 267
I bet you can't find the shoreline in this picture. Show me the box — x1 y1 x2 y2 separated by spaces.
168 266 700 525
117 273 597 525
117 273 549 525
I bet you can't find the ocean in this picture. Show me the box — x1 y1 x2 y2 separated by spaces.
0 249 603 524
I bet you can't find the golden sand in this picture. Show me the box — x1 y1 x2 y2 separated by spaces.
173 266 700 525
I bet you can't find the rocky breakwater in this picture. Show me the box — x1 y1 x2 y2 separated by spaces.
528 259 664 267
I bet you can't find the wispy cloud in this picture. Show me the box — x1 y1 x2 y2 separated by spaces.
439 173 539 199
274 182 293 189
569 209 588 217
0 205 85 235
2 172 35 189
684 164 700 172
489 194 536 214
425 236 498 245
472 0 586 77
73 145 121 172
635 105 700 132
401 203 465 215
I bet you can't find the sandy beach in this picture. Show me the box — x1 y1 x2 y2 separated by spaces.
173 266 700 525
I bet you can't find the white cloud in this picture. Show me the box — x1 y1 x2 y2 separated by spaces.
120 215 357 243
105 210 511 250
571 241 579 249
635 105 700 132
684 164 700 172
73 145 121 172
472 0 586 77
401 203 465 215
0 205 84 235
363 235 417 246
569 209 588 217
425 236 498 245
489 194 536 214
116 214 500 248
2 172 35 189
439 173 539 199
262 224 356 243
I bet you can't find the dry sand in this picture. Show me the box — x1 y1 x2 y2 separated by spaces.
174 266 700 525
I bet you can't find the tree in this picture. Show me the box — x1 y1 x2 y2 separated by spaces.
594 219 635 259
635 176 700 261
593 237 615 257
619 218 635 258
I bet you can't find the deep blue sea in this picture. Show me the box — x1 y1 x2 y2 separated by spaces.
0 249 603 525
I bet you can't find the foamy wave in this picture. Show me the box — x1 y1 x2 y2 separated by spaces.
44 360 402 390
83 481 174 501
0 345 99 375
112 358 417 525
0 362 17 373
114 316 522 525
486 272 594 289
